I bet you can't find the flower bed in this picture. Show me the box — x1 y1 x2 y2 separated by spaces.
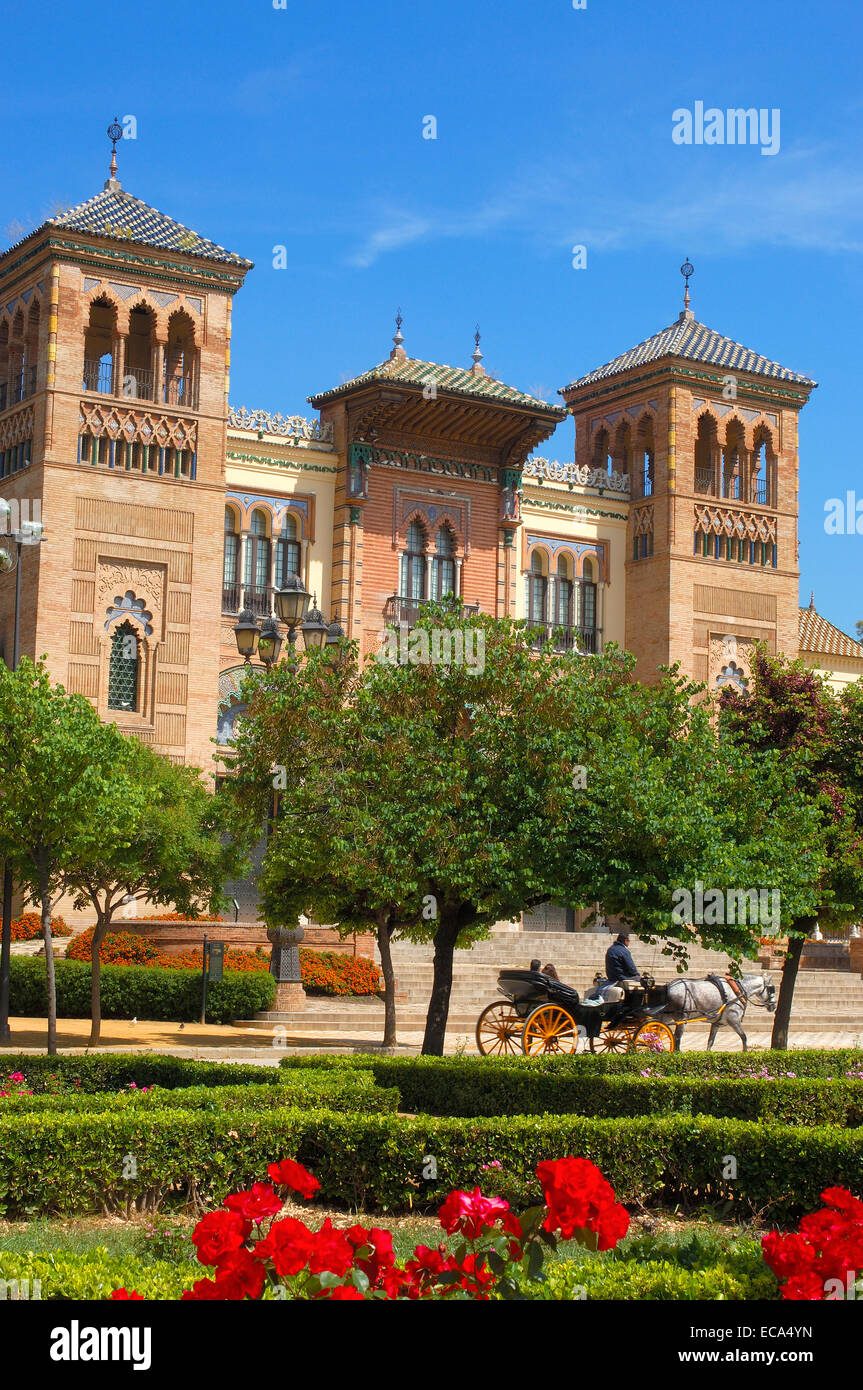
66 930 381 995
9 912 71 942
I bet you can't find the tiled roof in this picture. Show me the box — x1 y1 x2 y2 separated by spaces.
309 354 565 413
36 182 252 268
798 606 863 661
562 312 817 391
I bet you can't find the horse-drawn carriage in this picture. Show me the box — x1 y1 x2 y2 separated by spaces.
475 968 677 1055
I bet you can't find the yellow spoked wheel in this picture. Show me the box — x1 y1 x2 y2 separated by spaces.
522 1004 579 1056
591 1026 632 1054
475 1002 523 1056
633 1020 676 1053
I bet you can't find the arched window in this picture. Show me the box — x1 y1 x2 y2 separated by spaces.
107 621 139 712
83 297 117 395
751 427 775 507
528 551 548 633
223 508 240 611
275 514 301 590
722 421 745 500
125 304 157 402
244 509 271 614
695 414 718 495
164 310 198 408
24 302 39 398
636 415 655 498
431 526 455 601
577 559 598 649
556 555 573 631
402 520 427 602
0 320 9 411
593 427 612 475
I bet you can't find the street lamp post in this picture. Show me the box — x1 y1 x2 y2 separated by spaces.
0 508 46 1043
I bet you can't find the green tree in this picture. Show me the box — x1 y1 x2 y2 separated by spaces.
230 609 824 1053
0 660 138 1054
64 742 243 1044
719 648 863 1048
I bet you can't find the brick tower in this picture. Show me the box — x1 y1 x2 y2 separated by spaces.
0 127 251 771
560 268 816 690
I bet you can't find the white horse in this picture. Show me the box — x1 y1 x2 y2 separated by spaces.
662 974 776 1051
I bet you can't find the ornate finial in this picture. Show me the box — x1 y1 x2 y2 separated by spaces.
107 117 123 185
393 308 404 350
680 258 694 312
472 324 483 365
809 590 816 611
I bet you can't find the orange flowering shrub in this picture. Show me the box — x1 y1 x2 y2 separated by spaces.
64 932 380 996
10 912 72 942
66 930 160 966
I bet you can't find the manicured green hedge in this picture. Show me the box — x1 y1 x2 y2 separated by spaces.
0 1079 398 1117
280 1048 863 1079
0 1052 281 1091
0 1249 196 1301
1 1106 859 1219
296 1056 863 1125
7 957 274 1023
535 1256 778 1301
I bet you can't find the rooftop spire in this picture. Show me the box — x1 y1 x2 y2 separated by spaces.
106 117 123 190
679 258 694 321
390 307 406 359
810 590 816 611
471 323 485 374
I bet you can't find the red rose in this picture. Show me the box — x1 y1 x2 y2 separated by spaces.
267 1158 321 1200
345 1224 396 1284
191 1210 251 1267
320 1284 365 1300
214 1246 266 1300
254 1217 315 1278
224 1182 283 1224
110 1288 143 1300
438 1187 512 1242
181 1278 229 1300
536 1157 629 1248
307 1219 355 1278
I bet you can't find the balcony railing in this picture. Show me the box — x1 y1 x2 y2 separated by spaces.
383 595 480 626
223 584 274 617
528 622 600 655
83 360 199 409
694 468 775 507
164 374 199 410
0 366 38 412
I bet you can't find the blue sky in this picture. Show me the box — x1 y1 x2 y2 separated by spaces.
4 0 861 635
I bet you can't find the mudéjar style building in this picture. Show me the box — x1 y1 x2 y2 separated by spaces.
2 147 861 805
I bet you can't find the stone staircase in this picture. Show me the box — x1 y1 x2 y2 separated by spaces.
245 932 863 1043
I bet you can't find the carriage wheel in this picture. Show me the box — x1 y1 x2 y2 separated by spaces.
590 1026 631 1054
475 1002 523 1056
632 1021 676 1054
522 1004 579 1056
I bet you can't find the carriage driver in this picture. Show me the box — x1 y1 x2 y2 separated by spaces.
600 931 643 1002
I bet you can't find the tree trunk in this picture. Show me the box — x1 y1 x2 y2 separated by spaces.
422 912 461 1056
39 873 57 1057
375 915 397 1048
771 925 811 1050
89 911 112 1046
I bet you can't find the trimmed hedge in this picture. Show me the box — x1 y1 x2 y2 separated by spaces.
280 1048 863 1079
292 1056 863 1125
0 1053 282 1091
0 1079 399 1117
7 956 274 1023
0 1244 779 1301
0 1249 195 1301
0 1106 860 1219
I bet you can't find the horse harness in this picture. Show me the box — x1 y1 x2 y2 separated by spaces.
676 974 746 1023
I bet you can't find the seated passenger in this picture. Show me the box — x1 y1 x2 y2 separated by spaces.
542 962 561 982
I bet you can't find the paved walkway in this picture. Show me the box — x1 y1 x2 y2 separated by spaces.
1 1016 860 1060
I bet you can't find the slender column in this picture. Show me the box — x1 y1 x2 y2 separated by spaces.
239 533 249 606
454 556 463 599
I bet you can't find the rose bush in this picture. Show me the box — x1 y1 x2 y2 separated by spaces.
113 1155 630 1301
